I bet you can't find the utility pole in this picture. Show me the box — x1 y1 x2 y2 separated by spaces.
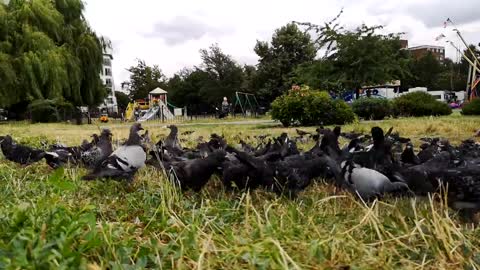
446 18 480 101
466 65 472 101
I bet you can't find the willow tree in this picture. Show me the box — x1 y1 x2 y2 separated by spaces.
0 0 105 111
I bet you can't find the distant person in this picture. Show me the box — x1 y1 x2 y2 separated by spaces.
134 108 140 121
218 97 229 119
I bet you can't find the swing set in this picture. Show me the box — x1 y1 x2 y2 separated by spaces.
232 92 261 117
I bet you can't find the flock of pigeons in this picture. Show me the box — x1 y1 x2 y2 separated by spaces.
1 123 480 220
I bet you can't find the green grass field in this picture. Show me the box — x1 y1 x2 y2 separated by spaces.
1 115 480 269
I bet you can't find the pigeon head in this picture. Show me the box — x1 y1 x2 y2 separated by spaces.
371 127 385 143
167 125 178 133
99 129 113 141
91 134 100 144
0 135 13 145
333 126 341 137
125 123 144 146
132 123 144 131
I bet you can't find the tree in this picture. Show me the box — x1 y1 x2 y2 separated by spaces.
126 59 167 100
296 11 410 98
254 23 316 103
199 44 244 105
115 91 130 112
402 52 443 90
0 0 106 114
168 68 211 114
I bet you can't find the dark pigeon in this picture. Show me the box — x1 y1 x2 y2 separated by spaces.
163 150 227 192
0 135 45 165
81 129 113 169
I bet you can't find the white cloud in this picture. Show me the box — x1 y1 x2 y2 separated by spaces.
83 0 480 89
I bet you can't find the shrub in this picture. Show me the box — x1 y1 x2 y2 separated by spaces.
352 98 391 120
27 99 67 123
270 86 355 127
461 98 480 115
392 92 452 117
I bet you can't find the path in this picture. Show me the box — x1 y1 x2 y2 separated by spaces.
147 119 277 127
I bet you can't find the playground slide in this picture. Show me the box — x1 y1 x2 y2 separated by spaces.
138 106 160 122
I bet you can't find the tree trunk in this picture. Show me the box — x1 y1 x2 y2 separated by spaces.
355 87 360 99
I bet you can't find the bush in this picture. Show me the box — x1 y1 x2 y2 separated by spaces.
28 99 61 123
270 86 355 127
392 92 452 117
461 98 480 115
352 98 391 120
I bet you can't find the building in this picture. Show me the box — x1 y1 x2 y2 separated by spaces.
408 45 445 62
400 39 409 49
98 37 118 114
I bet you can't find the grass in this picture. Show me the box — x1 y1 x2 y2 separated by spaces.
1 114 480 269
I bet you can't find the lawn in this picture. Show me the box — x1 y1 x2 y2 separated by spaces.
1 114 480 269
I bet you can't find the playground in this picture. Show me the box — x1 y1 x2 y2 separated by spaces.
123 88 263 123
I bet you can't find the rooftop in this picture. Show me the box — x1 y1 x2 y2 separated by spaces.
408 45 444 51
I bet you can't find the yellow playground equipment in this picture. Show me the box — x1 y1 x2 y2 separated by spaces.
125 102 137 121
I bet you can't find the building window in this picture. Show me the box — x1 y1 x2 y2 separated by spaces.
432 95 441 100
105 78 112 87
105 68 112 76
103 58 111 66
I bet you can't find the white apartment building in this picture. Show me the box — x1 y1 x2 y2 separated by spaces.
98 37 118 114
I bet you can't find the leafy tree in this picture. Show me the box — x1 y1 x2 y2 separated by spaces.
168 68 211 114
199 44 245 105
295 11 409 98
254 23 316 103
115 91 130 112
0 0 105 112
405 52 442 90
126 59 167 100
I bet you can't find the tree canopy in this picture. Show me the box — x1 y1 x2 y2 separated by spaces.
0 0 106 110
295 12 409 96
254 23 316 103
126 59 168 100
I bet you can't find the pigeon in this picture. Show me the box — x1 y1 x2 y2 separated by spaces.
296 129 311 136
44 136 99 169
239 140 255 153
44 148 75 169
81 129 113 169
82 123 146 183
0 135 45 165
163 150 227 191
340 160 412 201
164 125 183 156
181 130 195 136
401 143 420 165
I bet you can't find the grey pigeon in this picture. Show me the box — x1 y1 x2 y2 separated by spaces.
82 123 146 183
341 160 412 201
81 129 113 169
0 135 45 165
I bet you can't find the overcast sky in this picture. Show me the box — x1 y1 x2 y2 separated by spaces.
83 0 480 89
